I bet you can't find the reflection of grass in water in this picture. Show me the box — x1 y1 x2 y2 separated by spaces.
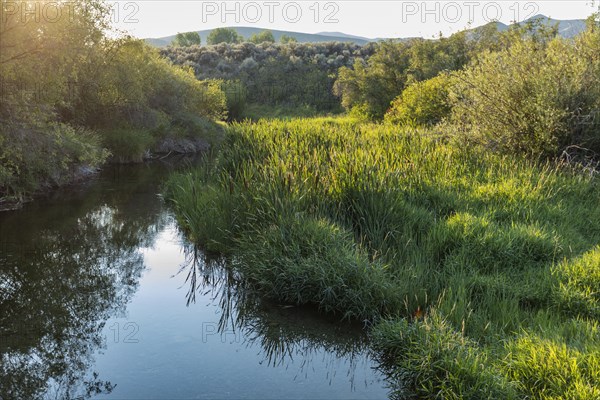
176 243 385 391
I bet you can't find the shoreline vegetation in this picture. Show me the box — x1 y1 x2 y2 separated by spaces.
4 0 600 397
1 0 227 208
164 117 600 398
163 19 600 400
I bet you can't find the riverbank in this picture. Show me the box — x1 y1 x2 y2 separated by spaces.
0 126 223 212
164 117 600 399
0 156 388 399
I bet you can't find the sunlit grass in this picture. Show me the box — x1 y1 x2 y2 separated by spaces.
164 117 600 398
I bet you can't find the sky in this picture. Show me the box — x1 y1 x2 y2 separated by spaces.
110 1 599 39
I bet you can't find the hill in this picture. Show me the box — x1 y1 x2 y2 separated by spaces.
145 27 372 47
144 15 588 47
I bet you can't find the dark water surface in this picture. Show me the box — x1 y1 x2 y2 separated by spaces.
0 159 389 400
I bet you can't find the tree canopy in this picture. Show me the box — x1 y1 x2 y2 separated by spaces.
207 28 243 44
172 32 201 47
249 30 275 44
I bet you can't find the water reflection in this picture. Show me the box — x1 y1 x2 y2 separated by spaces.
0 162 178 399
176 245 382 392
0 158 388 400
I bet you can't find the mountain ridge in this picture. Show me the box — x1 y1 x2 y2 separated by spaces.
144 15 589 47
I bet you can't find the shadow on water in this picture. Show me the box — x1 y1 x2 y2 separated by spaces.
175 245 382 392
0 156 390 399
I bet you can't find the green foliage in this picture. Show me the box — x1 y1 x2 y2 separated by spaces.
450 25 600 157
385 73 454 126
76 38 226 129
206 28 243 44
100 128 153 163
165 117 600 399
222 80 248 120
240 104 327 120
279 34 298 44
333 31 485 119
172 31 201 47
334 41 411 118
0 2 227 200
0 122 109 199
161 41 375 112
248 30 275 44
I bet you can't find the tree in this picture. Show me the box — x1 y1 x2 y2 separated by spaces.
172 32 201 47
280 34 298 44
333 40 411 119
207 28 242 45
249 30 275 44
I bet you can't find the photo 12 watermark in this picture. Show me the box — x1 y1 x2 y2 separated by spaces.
399 1 541 24
199 1 340 24
201 322 242 343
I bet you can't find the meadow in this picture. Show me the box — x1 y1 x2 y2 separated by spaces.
165 117 600 399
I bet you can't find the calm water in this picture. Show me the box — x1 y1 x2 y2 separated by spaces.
0 159 389 400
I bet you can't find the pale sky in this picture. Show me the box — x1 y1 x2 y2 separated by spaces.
110 1 599 39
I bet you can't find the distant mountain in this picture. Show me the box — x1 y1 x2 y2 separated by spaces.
523 14 587 38
145 27 371 47
144 15 589 47
315 31 372 41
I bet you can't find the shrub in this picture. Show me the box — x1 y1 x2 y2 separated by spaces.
222 80 248 121
0 122 108 199
100 128 153 163
450 25 600 157
385 73 454 127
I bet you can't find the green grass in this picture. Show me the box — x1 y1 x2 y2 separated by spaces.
238 103 342 121
164 116 600 399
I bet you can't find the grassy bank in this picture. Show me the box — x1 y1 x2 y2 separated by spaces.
164 117 600 398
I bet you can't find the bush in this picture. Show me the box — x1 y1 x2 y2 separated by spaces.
385 73 454 126
0 122 108 199
450 25 600 157
222 80 248 120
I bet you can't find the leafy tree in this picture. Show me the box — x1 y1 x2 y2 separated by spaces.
249 30 275 44
207 28 243 45
280 34 298 44
0 1 227 199
333 29 494 119
172 31 201 47
334 40 411 119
